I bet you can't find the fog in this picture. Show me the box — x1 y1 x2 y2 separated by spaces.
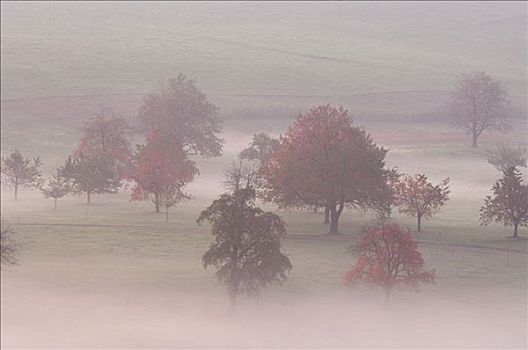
1 1 527 349
2 280 526 348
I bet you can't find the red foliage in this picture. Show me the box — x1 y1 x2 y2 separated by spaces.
127 130 198 212
395 174 450 232
344 223 435 298
260 104 386 234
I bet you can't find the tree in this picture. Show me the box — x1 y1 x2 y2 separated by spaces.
1 224 18 265
344 222 435 305
59 153 121 204
261 104 387 234
76 107 132 178
372 167 401 222
197 164 292 309
480 167 528 239
159 186 190 222
138 74 223 158
41 172 70 210
240 133 280 163
395 174 450 232
1 150 43 200
127 130 198 213
486 144 527 172
451 72 510 148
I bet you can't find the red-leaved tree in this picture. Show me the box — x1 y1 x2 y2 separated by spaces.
127 130 198 213
344 222 435 304
261 104 387 234
395 174 450 232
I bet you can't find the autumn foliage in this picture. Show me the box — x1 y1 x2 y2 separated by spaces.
395 174 450 232
344 222 435 303
261 104 387 234
127 130 198 212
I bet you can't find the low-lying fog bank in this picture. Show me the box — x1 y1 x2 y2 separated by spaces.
1 279 526 349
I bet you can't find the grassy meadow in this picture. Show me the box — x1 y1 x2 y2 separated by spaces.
1 118 527 348
1 1 527 348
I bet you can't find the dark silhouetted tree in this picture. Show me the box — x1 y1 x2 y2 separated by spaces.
395 174 450 232
138 74 223 158
41 172 70 210
1 224 18 265
240 133 280 163
127 130 197 213
480 167 528 239
344 222 435 305
261 104 387 234
486 144 527 172
198 163 291 309
452 72 510 148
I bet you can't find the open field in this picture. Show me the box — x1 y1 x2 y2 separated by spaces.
2 119 527 347
1 1 527 348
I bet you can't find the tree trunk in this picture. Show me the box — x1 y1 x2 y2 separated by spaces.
324 206 330 224
14 184 18 200
87 191 91 204
328 203 343 235
513 223 519 239
165 206 169 222
154 193 160 213
471 133 478 148
417 214 422 232
54 198 57 210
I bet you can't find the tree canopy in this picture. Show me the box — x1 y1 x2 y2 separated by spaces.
480 167 528 238
395 174 450 232
198 164 291 308
127 130 198 213
452 72 510 148
261 104 387 234
41 172 70 210
344 222 435 304
138 74 223 158
1 150 43 200
59 154 121 204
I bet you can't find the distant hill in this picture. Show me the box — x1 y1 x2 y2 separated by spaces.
1 2 526 102
1 2 526 173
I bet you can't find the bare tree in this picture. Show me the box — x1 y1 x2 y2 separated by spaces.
451 72 510 148
486 144 527 172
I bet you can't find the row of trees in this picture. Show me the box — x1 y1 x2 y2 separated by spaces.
1 75 220 220
1 75 525 235
242 105 451 234
198 162 436 307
